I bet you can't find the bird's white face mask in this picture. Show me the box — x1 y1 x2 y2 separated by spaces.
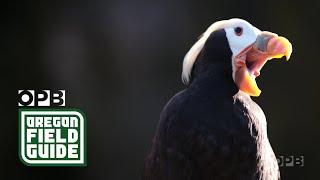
182 18 292 97
225 20 292 96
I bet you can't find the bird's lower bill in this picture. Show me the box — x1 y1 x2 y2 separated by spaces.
234 35 292 96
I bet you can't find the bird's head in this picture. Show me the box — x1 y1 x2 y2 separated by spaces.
182 18 292 96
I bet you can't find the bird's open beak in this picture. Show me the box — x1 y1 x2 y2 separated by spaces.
234 32 292 96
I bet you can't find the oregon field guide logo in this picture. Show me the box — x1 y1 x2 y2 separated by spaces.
18 90 86 166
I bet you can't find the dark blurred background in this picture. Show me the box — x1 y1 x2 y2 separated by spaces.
3 0 320 179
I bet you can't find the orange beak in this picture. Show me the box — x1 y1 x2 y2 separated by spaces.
234 32 293 97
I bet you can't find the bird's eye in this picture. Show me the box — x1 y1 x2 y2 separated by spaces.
234 27 243 36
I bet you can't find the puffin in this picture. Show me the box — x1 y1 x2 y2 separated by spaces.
143 18 292 180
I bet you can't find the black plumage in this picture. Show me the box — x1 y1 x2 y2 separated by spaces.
143 29 279 180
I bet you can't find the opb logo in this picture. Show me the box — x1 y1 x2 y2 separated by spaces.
18 89 86 166
18 90 65 107
277 155 304 167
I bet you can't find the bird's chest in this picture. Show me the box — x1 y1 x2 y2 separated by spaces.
194 92 267 132
185 93 278 178
233 93 279 179
232 92 267 135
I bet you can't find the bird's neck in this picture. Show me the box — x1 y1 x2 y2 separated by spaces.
188 62 239 98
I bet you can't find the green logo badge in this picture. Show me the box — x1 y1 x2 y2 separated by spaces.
19 90 87 166
19 109 86 166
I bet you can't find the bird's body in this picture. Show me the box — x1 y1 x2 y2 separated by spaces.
144 19 291 180
143 63 279 180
